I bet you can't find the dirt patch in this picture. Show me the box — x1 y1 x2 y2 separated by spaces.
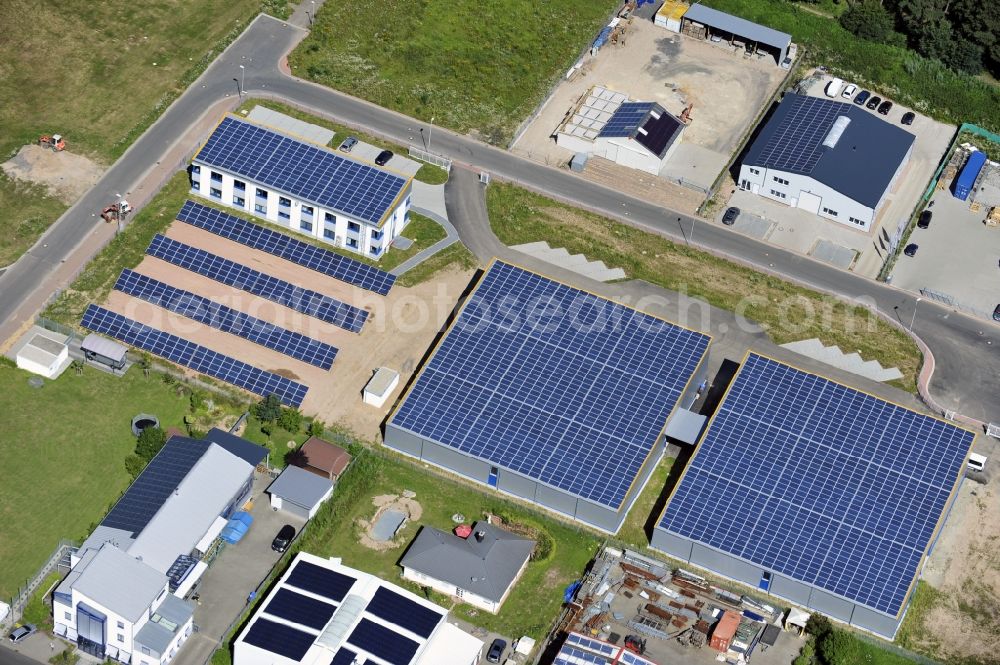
1 144 103 203
357 493 424 551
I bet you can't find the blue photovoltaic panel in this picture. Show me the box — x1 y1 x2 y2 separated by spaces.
391 261 710 509
262 589 336 630
754 95 844 174
658 353 975 616
598 102 654 138
347 618 418 665
366 587 443 638
146 234 367 333
114 269 337 369
565 634 616 656
554 647 607 665
81 305 307 407
285 560 355 602
176 201 396 295
242 618 315 661
102 439 208 535
194 117 408 226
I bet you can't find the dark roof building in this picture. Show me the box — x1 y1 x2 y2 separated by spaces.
400 522 535 612
295 436 352 480
682 4 792 65
599 102 684 159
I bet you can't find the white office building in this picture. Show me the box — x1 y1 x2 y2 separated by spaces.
191 116 412 259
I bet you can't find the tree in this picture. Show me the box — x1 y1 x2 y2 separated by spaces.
951 0 1000 73
70 360 84 376
138 353 152 378
135 426 167 462
253 393 282 423
840 1 895 42
124 454 146 479
949 38 985 74
307 419 326 438
805 612 833 641
278 407 303 433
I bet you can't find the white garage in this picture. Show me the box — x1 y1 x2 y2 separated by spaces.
267 465 334 520
14 327 71 379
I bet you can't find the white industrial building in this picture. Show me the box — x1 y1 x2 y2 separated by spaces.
737 94 915 231
191 116 412 259
556 86 685 175
233 552 483 665
54 430 267 664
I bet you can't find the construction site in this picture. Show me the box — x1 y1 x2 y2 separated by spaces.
547 546 801 665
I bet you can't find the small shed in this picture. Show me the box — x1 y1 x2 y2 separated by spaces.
785 607 811 635
363 367 399 407
296 436 352 481
81 333 128 370
655 0 689 32
15 329 70 378
267 465 334 520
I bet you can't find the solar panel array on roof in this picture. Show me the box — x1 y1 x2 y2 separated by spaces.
242 618 315 661
391 261 710 509
195 117 408 226
114 269 338 369
347 618 419 665
262 589 336 630
366 587 443 638
754 95 844 174
598 102 655 138
102 439 207 535
658 353 974 616
81 305 307 407
146 235 367 333
177 201 396 295
285 560 355 602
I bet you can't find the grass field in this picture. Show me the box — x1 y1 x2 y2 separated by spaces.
487 183 921 392
0 363 197 601
289 0 619 145
0 0 267 269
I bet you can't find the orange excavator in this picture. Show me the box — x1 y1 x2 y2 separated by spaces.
101 200 132 224
39 134 66 152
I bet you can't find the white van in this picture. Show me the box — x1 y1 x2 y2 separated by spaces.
968 452 988 472
825 77 844 98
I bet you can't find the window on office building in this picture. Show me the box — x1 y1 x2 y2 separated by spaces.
323 229 335 240
301 220 313 232
210 187 222 199
773 176 789 185
254 203 267 214
279 197 291 207
347 221 361 232
347 238 358 248
325 212 336 224
191 181 200 191
822 207 838 217
233 196 245 207
278 210 290 220
749 168 760 175
233 180 246 191
256 188 268 198
302 205 313 217
210 172 222 183
769 189 787 199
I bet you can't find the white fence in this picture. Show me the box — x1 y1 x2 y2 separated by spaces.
407 147 451 172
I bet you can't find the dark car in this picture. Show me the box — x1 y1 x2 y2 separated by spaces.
866 96 881 110
901 111 915 126
917 210 932 229
374 149 393 166
9 625 37 644
722 206 740 226
854 90 871 106
271 524 296 553
903 243 919 257
993 304 1000 322
487 638 507 663
339 136 358 152
877 100 893 115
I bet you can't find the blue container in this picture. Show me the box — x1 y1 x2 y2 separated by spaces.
232 511 254 528
953 150 987 201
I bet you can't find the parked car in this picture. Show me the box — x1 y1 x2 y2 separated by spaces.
917 210 932 229
271 524 296 553
866 96 882 110
722 207 740 226
994 304 1000 322
9 624 37 644
825 77 844 98
710 34 722 43
842 84 857 99
781 56 793 70
374 149 393 166
901 111 916 126
854 90 871 106
903 243 919 257
877 100 893 115
487 639 507 663
339 136 358 152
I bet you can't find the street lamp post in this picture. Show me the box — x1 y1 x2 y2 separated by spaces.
910 297 922 332
427 116 435 153
309 1 315 26
239 65 245 97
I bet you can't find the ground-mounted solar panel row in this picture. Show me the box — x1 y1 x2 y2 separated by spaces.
81 305 307 407
177 201 396 296
194 117 408 228
146 235 367 333
656 353 974 621
114 269 338 370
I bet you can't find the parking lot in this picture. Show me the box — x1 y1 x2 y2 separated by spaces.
718 73 955 278
513 17 787 210
889 188 1000 321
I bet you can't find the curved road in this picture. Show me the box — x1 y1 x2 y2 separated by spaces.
1 14 997 423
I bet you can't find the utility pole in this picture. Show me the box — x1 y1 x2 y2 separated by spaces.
239 65 245 97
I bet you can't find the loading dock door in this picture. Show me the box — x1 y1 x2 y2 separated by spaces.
798 190 822 214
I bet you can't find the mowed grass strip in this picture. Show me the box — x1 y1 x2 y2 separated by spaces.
487 183 921 392
0 364 191 600
289 0 619 144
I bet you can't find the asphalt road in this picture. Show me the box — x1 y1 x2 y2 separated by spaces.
1 13 997 423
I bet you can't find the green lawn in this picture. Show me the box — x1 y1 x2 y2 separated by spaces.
700 0 1000 132
397 242 479 287
288 0 619 145
487 183 921 392
615 457 675 549
0 363 196 600
0 0 267 269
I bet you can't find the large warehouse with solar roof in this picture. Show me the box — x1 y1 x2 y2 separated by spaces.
190 116 412 258
737 93 915 231
652 353 976 639
384 260 711 533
